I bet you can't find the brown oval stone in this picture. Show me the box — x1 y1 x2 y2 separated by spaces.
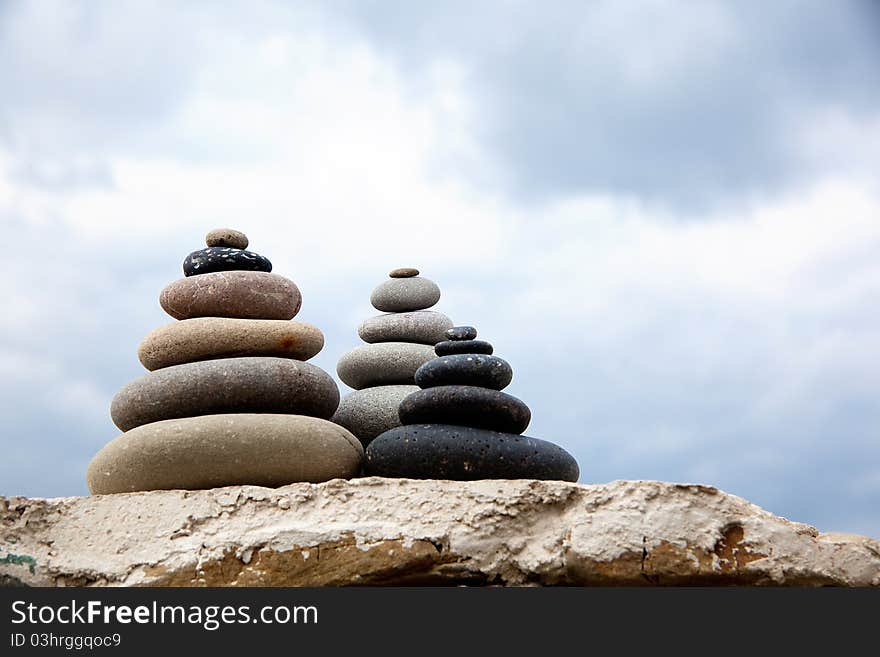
111 357 339 431
389 267 419 278
138 318 324 370
159 271 301 320
205 227 248 249
86 414 363 494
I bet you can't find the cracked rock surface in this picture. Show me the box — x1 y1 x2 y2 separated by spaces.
1 478 878 587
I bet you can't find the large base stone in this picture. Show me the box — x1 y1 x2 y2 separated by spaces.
87 414 363 494
1 479 877 586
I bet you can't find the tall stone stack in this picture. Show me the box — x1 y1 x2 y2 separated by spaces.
86 228 362 494
332 268 453 447
365 326 579 481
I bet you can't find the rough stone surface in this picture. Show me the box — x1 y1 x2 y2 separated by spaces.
183 247 272 277
87 415 363 495
3 479 877 587
160 271 301 321
415 354 513 391
331 385 419 447
358 311 453 345
111 357 339 431
398 386 531 434
446 326 477 341
337 343 436 390
435 339 494 356
389 267 419 278
137 318 324 370
205 228 248 249
366 425 575 480
370 277 441 312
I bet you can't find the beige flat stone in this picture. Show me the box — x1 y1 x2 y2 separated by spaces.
86 414 363 494
138 318 324 370
159 271 301 320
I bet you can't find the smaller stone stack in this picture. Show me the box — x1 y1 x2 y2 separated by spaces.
365 326 579 481
86 228 362 495
332 268 453 447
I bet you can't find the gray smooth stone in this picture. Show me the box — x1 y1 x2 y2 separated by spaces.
111 357 340 431
87 414 363 494
358 311 453 345
370 277 441 312
336 343 436 390
331 385 419 447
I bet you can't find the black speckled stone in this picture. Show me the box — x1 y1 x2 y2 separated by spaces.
446 326 477 341
398 385 530 433
365 424 579 481
434 340 493 356
183 247 272 277
415 354 512 390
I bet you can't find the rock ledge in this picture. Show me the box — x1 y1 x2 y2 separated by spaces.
1 479 877 586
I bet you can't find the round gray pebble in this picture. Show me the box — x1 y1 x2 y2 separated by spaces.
370 277 441 312
337 342 437 389
331 385 420 447
358 311 453 345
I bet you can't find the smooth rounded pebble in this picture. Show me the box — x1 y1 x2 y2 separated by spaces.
398 385 531 434
160 271 301 320
331 385 419 447
205 228 249 249
446 326 477 341
435 339 494 356
137 318 324 370
358 311 453 345
415 354 513 390
389 267 420 278
337 343 436 390
370 277 441 312
87 414 363 494
365 424 579 482
183 247 272 277
111 357 339 431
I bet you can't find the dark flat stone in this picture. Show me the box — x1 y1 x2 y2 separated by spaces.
415 354 512 390
435 340 494 356
183 247 272 277
398 385 530 433
364 424 580 481
446 326 477 341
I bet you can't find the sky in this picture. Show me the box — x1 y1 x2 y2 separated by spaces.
1 0 878 538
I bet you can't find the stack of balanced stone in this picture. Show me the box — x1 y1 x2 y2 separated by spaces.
332 268 452 447
365 326 579 481
86 228 362 494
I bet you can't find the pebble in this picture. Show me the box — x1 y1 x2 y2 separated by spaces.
110 357 340 431
183 247 272 277
364 424 580 482
159 271 301 320
331 385 420 447
415 354 513 390
370 277 441 312
398 385 531 434
358 311 453 345
446 326 477 341
389 267 419 278
137 318 324 370
86 414 363 494
336 342 436 390
205 228 249 249
435 340 494 356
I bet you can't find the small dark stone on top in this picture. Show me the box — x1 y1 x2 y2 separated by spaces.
389 267 420 278
435 339 494 356
183 247 272 277
446 326 477 341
